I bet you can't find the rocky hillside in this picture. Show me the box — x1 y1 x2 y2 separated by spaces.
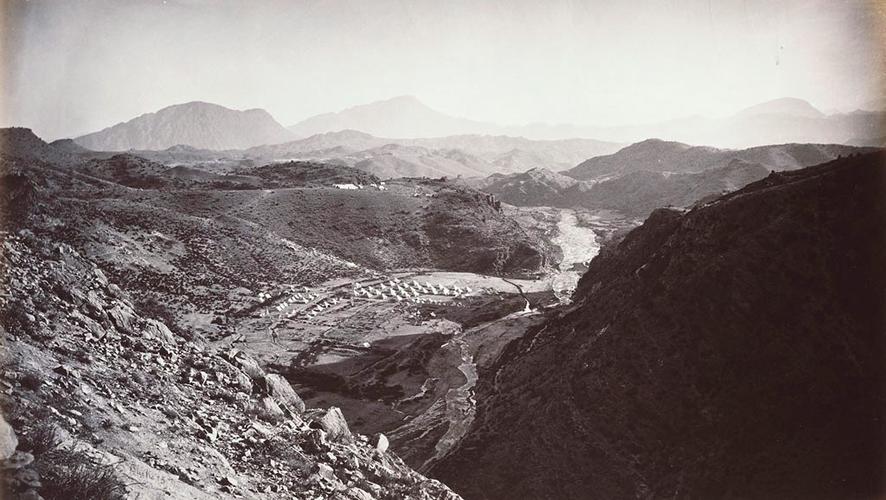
473 168 589 208
565 139 872 180
74 102 295 151
0 227 461 499
575 160 771 217
432 153 886 499
0 141 466 499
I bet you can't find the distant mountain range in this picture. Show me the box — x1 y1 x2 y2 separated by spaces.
67 96 885 155
74 102 295 151
288 96 495 139
289 96 885 148
564 138 872 180
243 130 622 178
475 139 874 217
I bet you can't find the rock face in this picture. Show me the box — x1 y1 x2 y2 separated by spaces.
74 101 294 151
433 153 886 499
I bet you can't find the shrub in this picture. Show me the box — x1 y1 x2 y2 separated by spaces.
37 448 126 500
19 420 59 455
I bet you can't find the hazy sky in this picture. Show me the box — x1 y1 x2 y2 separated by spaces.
2 0 883 140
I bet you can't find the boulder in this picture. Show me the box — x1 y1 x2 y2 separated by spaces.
107 303 136 334
316 462 335 482
81 291 106 320
312 407 352 443
3 451 35 469
262 374 306 414
57 285 85 306
374 433 389 454
255 397 285 422
347 487 374 500
236 354 265 380
144 319 175 344
0 416 18 460
93 268 109 287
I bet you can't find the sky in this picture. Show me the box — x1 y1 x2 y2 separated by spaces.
1 0 883 140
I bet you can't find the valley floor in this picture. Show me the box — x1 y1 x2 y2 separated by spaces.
214 207 622 472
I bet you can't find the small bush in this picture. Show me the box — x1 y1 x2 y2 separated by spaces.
19 421 59 455
37 448 126 500
20 371 43 391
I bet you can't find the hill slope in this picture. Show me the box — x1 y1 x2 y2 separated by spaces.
432 153 886 499
0 128 86 165
74 102 294 151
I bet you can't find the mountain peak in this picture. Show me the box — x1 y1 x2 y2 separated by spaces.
74 102 293 151
378 95 425 106
620 138 692 153
737 97 824 119
288 96 494 139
